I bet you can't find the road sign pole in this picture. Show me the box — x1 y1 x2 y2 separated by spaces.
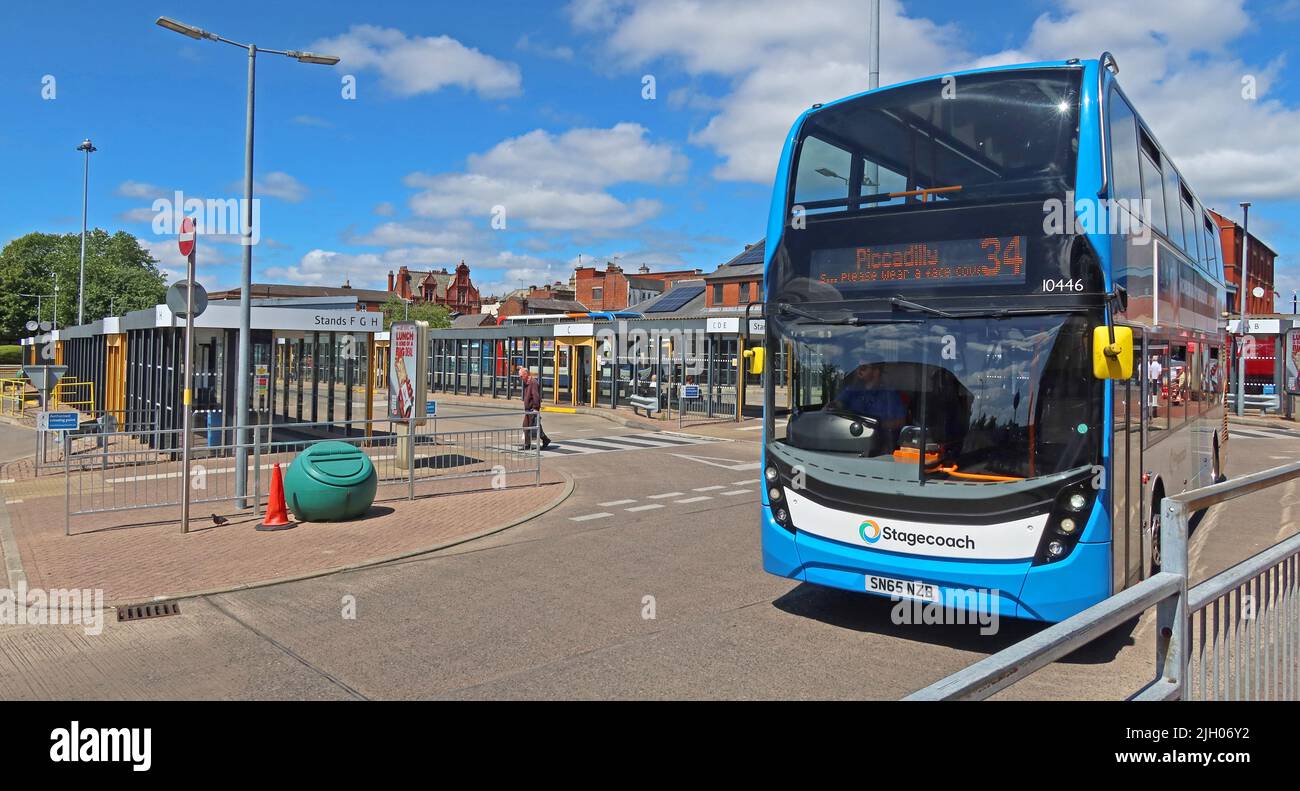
181 250 195 533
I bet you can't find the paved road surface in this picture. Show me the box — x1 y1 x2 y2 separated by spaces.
1 411 1296 700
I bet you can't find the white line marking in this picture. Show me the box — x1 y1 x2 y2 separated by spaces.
675 496 712 504
569 512 612 522
625 504 664 512
599 499 636 507
732 479 759 485
720 489 751 496
693 486 725 492
647 492 683 499
0 478 14 484
4 499 22 505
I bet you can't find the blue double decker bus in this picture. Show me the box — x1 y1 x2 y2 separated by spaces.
759 54 1227 622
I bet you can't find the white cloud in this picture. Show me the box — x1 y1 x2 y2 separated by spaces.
373 201 396 216
292 115 333 128
572 0 963 183
310 25 522 98
574 0 1300 202
252 171 308 203
403 123 685 231
116 180 164 199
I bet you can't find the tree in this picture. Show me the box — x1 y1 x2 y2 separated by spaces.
379 294 452 330
0 230 168 340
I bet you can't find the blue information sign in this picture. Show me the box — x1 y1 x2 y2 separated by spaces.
682 385 701 399
41 411 79 431
425 399 437 416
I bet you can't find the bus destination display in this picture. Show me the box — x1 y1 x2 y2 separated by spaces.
811 236 1026 289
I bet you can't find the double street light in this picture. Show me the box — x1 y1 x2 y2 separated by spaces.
155 16 339 509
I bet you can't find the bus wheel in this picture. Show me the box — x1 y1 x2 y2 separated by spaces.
1149 494 1164 575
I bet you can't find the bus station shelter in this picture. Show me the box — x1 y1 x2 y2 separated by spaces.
24 297 384 447
423 314 774 420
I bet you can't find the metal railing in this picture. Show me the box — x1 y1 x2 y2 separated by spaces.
59 409 542 535
906 459 1300 701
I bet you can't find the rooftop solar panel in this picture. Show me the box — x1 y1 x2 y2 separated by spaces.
644 285 704 313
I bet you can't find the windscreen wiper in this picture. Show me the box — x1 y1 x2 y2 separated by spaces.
777 303 921 326
890 296 954 319
777 302 863 325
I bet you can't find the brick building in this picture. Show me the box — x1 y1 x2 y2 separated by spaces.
702 240 765 311
387 262 482 314
1212 210 1277 314
573 262 702 311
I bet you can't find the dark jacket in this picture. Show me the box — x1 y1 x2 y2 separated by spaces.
523 376 542 411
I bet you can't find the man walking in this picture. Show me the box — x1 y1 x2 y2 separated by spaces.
518 366 551 450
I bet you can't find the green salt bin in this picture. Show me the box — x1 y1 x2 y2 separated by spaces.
282 441 378 522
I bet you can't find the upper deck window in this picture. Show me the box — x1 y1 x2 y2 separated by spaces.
790 69 1081 216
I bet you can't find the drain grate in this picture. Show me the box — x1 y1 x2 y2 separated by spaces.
116 602 181 622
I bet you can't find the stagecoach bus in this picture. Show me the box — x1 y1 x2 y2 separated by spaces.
757 54 1227 621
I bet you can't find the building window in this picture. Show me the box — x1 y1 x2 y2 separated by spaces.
738 282 750 303
712 283 723 305
592 287 603 301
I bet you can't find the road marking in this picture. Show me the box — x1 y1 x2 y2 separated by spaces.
732 479 758 485
675 496 712 504
693 485 725 492
4 499 22 505
0 478 14 484
569 512 612 522
625 504 664 512
672 453 761 471
720 489 751 496
599 499 636 507
647 492 683 499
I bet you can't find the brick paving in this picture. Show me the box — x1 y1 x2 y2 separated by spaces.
1 467 568 604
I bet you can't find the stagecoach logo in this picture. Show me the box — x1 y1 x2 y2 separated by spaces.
859 519 882 543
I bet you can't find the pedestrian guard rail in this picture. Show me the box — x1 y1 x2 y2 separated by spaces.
905 458 1300 701
54 409 543 535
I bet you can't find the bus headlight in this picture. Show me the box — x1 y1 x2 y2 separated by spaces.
1047 540 1065 558
765 465 779 483
1067 493 1087 511
769 487 782 501
775 508 789 524
1058 517 1077 535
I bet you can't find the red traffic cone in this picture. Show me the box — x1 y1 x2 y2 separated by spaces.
256 463 295 531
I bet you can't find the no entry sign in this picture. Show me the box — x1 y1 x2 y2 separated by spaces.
178 216 196 258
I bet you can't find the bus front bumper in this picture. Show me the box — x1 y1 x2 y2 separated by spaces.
761 508 1109 622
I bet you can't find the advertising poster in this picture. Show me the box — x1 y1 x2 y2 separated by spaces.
1287 329 1300 395
389 321 425 419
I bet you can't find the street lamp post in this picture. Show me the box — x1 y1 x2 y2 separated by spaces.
76 139 96 327
1235 202 1251 417
155 17 338 508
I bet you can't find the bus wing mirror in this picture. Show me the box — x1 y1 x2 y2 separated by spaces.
743 347 765 375
1092 325 1133 380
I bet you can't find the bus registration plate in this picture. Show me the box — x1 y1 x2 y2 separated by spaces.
866 574 940 603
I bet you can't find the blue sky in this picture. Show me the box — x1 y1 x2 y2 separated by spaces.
2 0 1298 304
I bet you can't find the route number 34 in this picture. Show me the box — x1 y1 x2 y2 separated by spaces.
1041 278 1084 293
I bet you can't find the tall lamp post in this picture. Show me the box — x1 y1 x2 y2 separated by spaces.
76 139 96 326
155 17 338 506
1235 202 1251 417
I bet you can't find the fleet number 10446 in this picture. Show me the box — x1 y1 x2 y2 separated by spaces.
1040 278 1084 293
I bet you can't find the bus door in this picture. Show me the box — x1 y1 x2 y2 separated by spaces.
1112 327 1144 592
